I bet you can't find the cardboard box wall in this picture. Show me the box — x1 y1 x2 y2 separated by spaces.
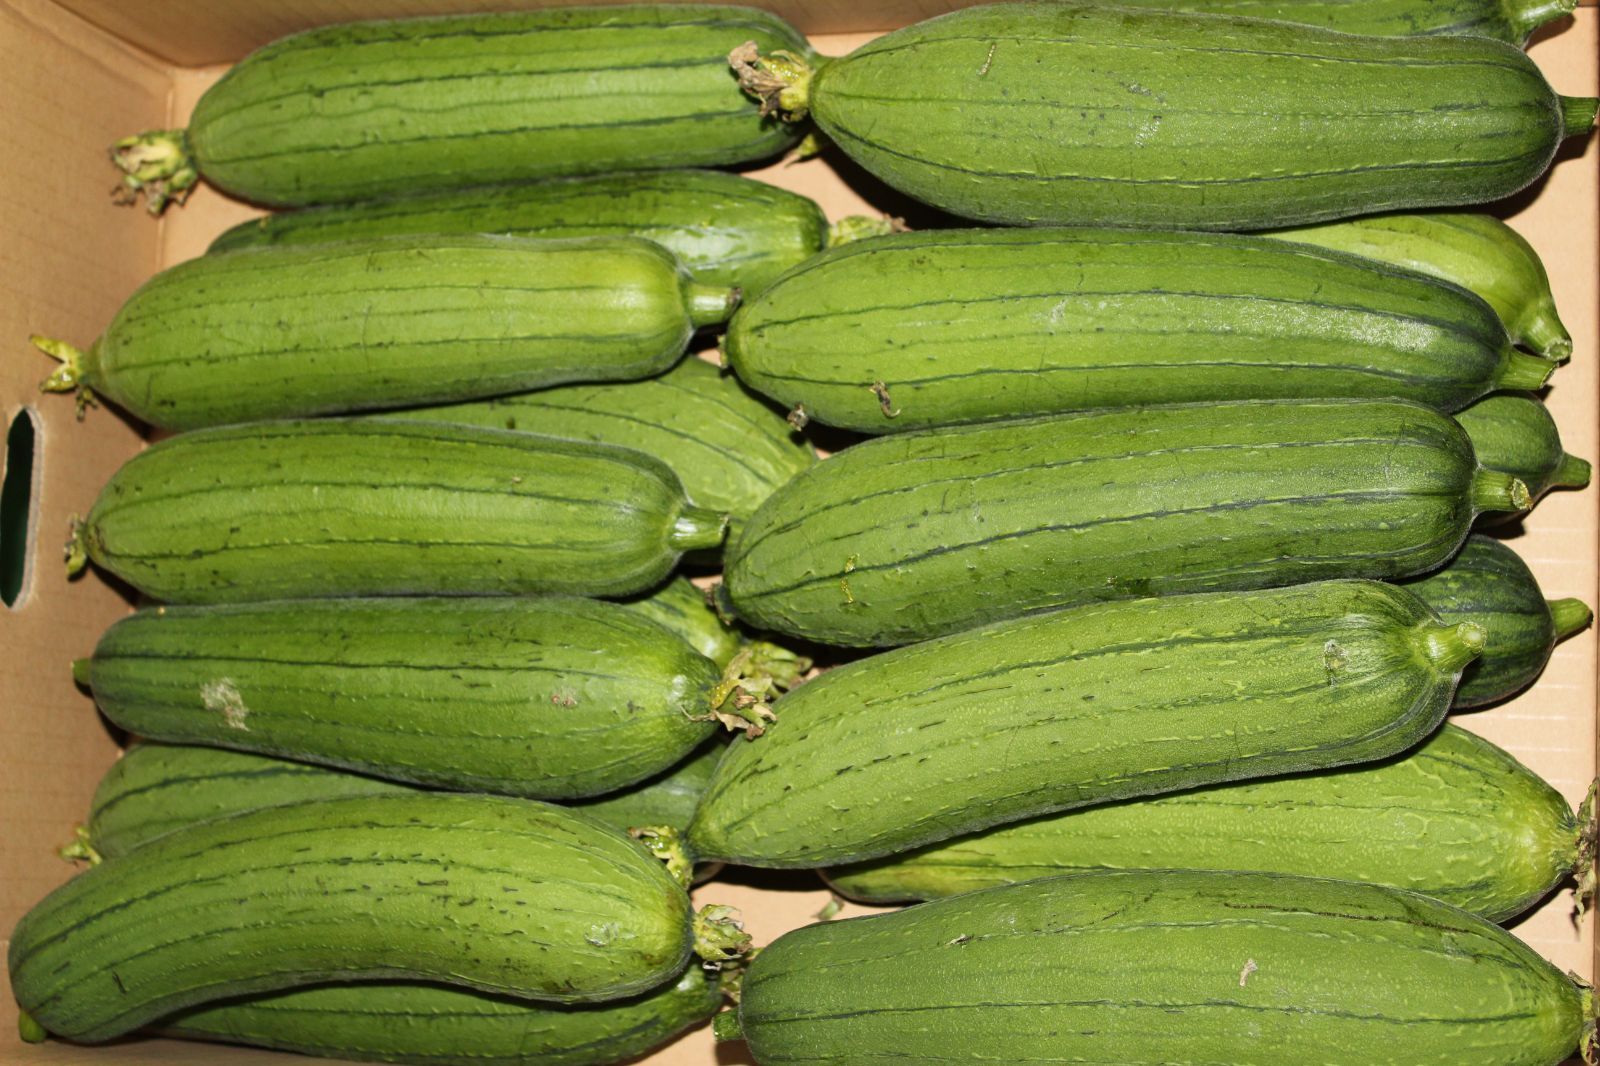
1 1 1596 1061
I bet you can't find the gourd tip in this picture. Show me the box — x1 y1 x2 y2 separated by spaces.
17 1009 46 1044
628 825 694 889
109 128 197 215
33 335 97 418
693 904 753 965
712 1008 746 1042
63 516 88 577
1550 598 1594 641
827 215 908 247
1556 454 1592 491
1470 470 1530 514
58 825 101 866
1500 349 1558 391
729 42 814 122
1561 97 1599 139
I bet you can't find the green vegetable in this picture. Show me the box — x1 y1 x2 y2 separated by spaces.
721 870 1593 1066
688 580 1481 868
1043 0 1576 44
76 595 794 798
1267 212 1573 360
70 419 727 604
725 227 1550 432
732 3 1598 229
110 6 813 212
208 169 888 297
161 967 722 1066
9 793 750 1043
388 358 814 528
36 235 736 430
1404 534 1592 707
824 723 1594 922
722 398 1527 647
1455 393 1591 514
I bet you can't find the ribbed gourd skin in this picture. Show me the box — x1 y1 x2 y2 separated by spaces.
82 743 410 861
389 357 814 525
621 576 743 669
160 966 722 1066
725 227 1533 432
1456 393 1592 507
187 5 812 205
807 3 1580 229
1267 212 1573 360
8 793 696 1043
162 966 720 1066
1404 534 1592 707
724 398 1504 647
734 870 1587 1066
82 596 720 799
1058 0 1572 44
80 419 723 604
82 234 720 431
823 723 1579 921
208 169 829 296
689 580 1474 868
577 739 726 836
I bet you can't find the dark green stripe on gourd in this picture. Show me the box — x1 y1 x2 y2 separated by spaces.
1040 0 1576 45
1456 394 1592 515
1266 212 1573 361
207 169 884 297
35 234 737 430
577 739 726 837
388 357 814 528
722 398 1527 647
69 419 726 604
688 580 1481 868
160 966 722 1066
724 227 1549 432
8 793 741 1043
1404 534 1592 707
67 743 410 863
824 723 1593 922
733 3 1599 230
722 870 1591 1066
621 576 742 668
111 5 815 212
77 596 748 799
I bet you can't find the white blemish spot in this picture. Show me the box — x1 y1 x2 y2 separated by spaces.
1239 958 1258 987
201 678 251 731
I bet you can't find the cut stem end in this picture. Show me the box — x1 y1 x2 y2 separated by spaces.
669 507 730 553
1470 470 1532 514
1421 620 1487 676
686 282 741 328
1561 97 1599 139
1500 349 1558 391
1520 308 1573 363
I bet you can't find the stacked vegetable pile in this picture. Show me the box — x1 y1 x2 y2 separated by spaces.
10 2 1599 1064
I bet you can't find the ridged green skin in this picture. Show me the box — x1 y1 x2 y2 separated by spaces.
1036 0 1575 44
801 3 1594 229
689 580 1478 868
82 744 410 861
824 723 1579 921
724 398 1519 647
730 870 1587 1066
1268 212 1573 360
725 227 1542 433
209 170 828 296
622 576 742 669
73 234 732 431
1456 393 1592 509
8 793 696 1043
388 357 814 526
577 740 725 836
83 596 720 799
162 967 720 1066
79 419 725 604
1404 534 1593 707
186 6 812 205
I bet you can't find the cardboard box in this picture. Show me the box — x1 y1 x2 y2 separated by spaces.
1 2 1596 1062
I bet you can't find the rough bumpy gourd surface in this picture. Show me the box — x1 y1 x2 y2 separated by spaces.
76 419 725 604
725 227 1545 432
47 234 733 431
724 398 1522 646
82 596 721 799
9 794 696 1042
1063 0 1576 44
690 580 1480 868
208 169 829 296
1404 534 1593 707
187 6 812 204
1266 212 1574 360
797 3 1593 228
731 870 1589 1066
390 357 814 525
161 966 722 1066
824 723 1585 921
